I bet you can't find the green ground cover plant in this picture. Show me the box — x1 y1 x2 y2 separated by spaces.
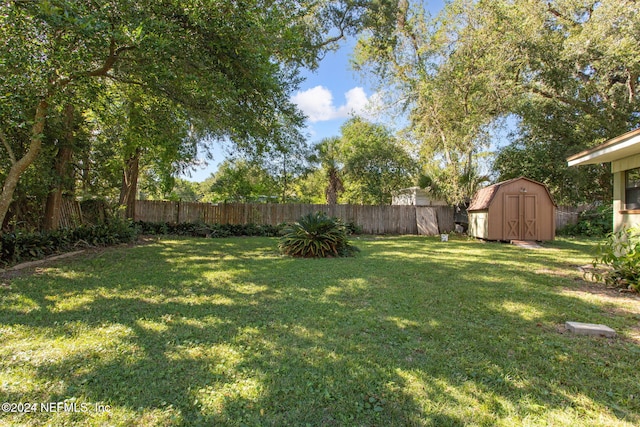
0 220 137 268
593 226 640 291
279 212 359 258
0 221 282 268
558 205 613 237
1 236 639 426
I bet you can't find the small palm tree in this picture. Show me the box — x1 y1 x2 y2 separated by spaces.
279 212 359 258
325 166 344 205
315 138 344 205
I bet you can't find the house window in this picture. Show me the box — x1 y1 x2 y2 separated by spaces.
625 168 640 210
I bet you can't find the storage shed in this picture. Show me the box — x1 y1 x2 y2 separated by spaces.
468 177 556 241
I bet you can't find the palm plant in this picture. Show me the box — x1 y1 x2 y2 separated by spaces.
313 137 344 205
279 212 359 258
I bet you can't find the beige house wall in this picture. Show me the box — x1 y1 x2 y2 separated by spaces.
612 154 640 232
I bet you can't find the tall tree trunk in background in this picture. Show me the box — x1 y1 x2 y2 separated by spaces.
81 150 91 193
0 99 49 229
43 104 75 231
325 167 343 205
281 154 287 203
119 147 141 220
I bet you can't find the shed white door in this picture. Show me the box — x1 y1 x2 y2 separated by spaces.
503 194 538 240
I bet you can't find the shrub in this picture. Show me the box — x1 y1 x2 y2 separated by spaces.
278 212 359 258
345 221 363 235
0 220 284 268
134 221 283 238
559 205 613 237
0 219 137 268
592 226 640 291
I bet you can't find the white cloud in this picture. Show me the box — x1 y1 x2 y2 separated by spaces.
336 87 369 118
291 86 335 122
292 86 378 123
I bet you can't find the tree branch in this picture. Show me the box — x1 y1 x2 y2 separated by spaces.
0 99 49 227
312 22 346 50
546 2 584 27
526 84 599 115
0 129 17 164
311 2 359 51
627 68 637 104
53 39 137 90
87 42 137 77
104 73 144 86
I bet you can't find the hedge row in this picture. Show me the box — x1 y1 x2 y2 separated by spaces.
557 205 613 237
134 221 362 237
1 220 137 268
0 218 367 268
0 221 286 268
134 221 284 238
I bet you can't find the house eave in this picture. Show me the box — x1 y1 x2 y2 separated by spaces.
567 128 640 166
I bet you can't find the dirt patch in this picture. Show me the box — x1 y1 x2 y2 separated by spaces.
563 280 640 300
511 240 543 249
535 268 577 279
560 279 640 343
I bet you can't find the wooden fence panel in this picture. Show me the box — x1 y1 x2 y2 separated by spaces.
135 200 177 223
59 198 83 229
435 206 455 233
556 205 581 230
134 201 444 235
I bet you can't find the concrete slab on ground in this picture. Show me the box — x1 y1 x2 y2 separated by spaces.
565 321 616 338
511 240 543 249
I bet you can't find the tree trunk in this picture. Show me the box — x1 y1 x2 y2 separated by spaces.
281 154 287 203
0 99 49 229
325 167 343 205
119 148 141 220
81 149 91 193
43 104 75 231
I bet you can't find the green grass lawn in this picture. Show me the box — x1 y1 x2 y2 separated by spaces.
1 235 639 426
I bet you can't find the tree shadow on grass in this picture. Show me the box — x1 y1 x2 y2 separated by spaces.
0 236 639 426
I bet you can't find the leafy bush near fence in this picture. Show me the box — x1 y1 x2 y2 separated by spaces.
1 219 353 268
558 205 612 237
1 220 136 267
135 221 284 238
592 226 640 291
279 212 359 258
0 221 288 268
345 221 363 235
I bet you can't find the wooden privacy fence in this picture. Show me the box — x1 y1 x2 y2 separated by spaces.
135 200 456 235
60 199 589 236
59 198 83 229
59 199 588 235
555 205 594 230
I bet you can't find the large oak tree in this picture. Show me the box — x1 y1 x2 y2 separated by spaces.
0 0 371 227
353 0 640 204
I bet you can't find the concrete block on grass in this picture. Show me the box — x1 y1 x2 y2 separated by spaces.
565 321 616 338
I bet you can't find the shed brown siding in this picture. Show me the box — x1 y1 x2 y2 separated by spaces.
468 177 556 241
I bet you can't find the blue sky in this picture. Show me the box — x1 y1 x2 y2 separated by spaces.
184 1 446 182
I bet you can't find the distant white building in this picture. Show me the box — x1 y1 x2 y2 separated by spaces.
392 187 448 207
